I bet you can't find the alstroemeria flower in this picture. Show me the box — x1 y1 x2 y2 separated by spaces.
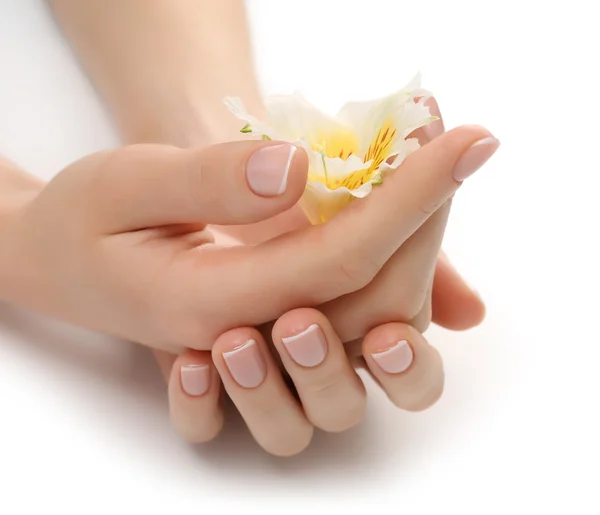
224 74 437 224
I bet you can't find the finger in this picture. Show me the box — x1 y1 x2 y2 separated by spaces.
271 308 366 433
212 328 313 457
431 251 486 330
212 125 500 321
84 140 308 231
362 323 444 411
321 201 450 342
167 349 224 443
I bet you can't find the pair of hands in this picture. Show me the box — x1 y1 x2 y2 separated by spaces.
0 101 497 455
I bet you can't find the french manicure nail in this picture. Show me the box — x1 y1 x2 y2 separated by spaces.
222 339 267 388
452 137 500 182
422 97 445 141
180 364 211 396
246 143 296 197
370 340 414 374
282 324 328 367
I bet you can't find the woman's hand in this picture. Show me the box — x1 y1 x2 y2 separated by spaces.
0 125 496 353
50 0 485 334
155 309 443 456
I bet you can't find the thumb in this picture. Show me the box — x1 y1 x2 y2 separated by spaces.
79 140 308 232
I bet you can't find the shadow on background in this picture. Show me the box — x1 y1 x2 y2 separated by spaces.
0 303 401 489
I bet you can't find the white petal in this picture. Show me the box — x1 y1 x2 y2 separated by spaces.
336 73 430 154
379 137 421 172
265 92 351 146
394 96 437 138
299 182 353 224
222 96 281 139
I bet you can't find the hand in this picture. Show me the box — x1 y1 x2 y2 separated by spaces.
0 125 495 352
155 308 443 456
214 98 485 345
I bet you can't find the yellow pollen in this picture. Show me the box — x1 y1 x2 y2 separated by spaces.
309 118 398 191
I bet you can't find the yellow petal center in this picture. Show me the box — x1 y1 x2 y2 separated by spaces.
309 118 398 191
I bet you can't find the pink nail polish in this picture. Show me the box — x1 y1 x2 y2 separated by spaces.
281 324 328 368
452 137 500 182
421 97 445 141
246 143 296 197
370 340 414 374
222 339 267 388
180 364 211 396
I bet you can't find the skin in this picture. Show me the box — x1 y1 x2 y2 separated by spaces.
0 123 494 455
0 0 488 454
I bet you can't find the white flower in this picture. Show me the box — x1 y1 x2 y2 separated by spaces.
224 74 437 224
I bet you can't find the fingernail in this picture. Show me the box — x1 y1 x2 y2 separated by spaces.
281 324 328 368
180 364 211 396
452 137 500 182
222 339 267 388
370 340 414 374
422 97 445 141
246 143 296 197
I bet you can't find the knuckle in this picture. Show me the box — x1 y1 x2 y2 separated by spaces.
416 197 443 218
410 305 432 334
395 288 429 321
333 250 381 293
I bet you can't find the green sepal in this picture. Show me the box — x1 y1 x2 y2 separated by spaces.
261 134 272 141
372 177 383 186
240 123 252 133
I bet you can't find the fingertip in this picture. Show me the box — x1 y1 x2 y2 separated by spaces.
362 322 444 412
272 307 329 341
168 350 224 443
431 255 487 331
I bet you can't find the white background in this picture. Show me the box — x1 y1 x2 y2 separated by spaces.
1 0 599 512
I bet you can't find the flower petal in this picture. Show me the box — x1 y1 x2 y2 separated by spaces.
265 92 354 150
223 97 281 139
299 182 354 224
379 137 421 172
307 151 370 181
336 73 430 155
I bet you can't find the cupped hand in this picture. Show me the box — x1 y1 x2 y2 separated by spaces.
0 124 494 353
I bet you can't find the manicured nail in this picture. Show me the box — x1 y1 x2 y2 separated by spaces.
246 143 296 197
422 97 445 141
452 137 500 182
370 340 414 374
222 339 267 388
281 324 328 367
180 364 211 396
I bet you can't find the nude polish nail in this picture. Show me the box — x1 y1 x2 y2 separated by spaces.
180 364 211 396
282 324 328 367
222 339 267 388
246 143 297 197
370 340 414 374
452 137 500 182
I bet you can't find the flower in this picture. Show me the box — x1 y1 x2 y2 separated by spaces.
224 74 437 224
